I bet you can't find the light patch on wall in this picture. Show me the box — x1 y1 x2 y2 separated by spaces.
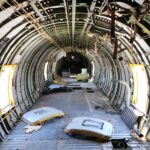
44 62 49 81
0 7 15 23
135 0 144 5
0 65 16 112
12 54 23 64
130 64 148 113
89 61 95 81
0 16 25 39
7 23 28 39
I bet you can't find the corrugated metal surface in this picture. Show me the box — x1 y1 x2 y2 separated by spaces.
121 106 143 129
24 140 57 150
0 140 27 150
128 142 150 150
58 139 101 150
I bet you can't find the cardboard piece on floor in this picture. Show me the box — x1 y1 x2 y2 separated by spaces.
22 107 64 125
24 125 42 133
65 117 113 140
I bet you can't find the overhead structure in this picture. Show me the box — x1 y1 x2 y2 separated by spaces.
29 0 45 21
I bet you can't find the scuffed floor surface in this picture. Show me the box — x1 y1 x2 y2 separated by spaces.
0 81 150 150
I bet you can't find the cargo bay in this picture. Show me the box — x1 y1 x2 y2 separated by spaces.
0 0 150 149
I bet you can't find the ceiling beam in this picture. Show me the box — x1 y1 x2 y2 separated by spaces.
72 0 76 50
81 0 97 37
63 0 71 42
29 0 45 21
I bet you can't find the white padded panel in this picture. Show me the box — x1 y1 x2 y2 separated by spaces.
22 107 64 125
65 117 113 140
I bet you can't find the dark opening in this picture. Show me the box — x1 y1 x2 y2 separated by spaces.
111 139 128 149
56 52 91 77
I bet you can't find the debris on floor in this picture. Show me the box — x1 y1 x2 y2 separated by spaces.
95 105 104 110
66 84 81 86
76 69 89 82
111 138 128 149
22 107 64 125
48 86 72 93
86 90 94 93
48 84 64 89
131 130 144 142
87 100 104 110
66 84 82 89
24 125 42 134
67 86 82 90
86 87 92 90
53 80 67 85
105 109 120 114
64 117 113 141
42 83 72 94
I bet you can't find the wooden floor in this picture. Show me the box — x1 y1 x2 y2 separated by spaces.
0 80 149 150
